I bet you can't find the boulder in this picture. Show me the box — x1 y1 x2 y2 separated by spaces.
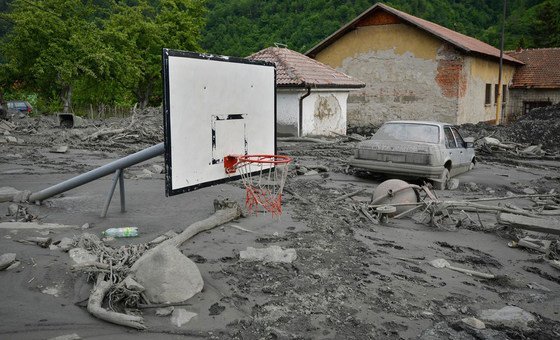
461 317 485 330
130 244 203 303
58 237 74 252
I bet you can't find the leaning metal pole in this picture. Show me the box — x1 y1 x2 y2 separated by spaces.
29 143 165 204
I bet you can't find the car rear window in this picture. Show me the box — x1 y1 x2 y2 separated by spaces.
374 123 440 144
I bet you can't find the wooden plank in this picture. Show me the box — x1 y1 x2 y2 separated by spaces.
497 213 560 235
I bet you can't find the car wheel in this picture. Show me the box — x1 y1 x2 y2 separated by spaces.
434 168 449 190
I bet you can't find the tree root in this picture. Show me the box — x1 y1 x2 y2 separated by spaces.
87 275 146 330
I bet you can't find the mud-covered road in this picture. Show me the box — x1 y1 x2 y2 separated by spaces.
1 120 560 339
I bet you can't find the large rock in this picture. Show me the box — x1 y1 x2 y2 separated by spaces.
479 306 535 329
131 245 203 303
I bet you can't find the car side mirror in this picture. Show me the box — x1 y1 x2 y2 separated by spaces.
464 137 474 148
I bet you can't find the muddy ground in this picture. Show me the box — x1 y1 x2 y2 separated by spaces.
1 116 560 339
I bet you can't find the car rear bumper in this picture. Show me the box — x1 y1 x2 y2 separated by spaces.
349 157 444 179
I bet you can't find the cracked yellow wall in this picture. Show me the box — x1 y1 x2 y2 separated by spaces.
315 24 459 125
459 57 516 124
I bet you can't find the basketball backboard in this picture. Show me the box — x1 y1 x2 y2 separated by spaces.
162 49 276 196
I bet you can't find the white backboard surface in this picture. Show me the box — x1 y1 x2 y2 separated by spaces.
162 49 276 196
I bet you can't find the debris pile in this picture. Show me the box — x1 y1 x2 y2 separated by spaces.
6 107 163 152
460 103 560 158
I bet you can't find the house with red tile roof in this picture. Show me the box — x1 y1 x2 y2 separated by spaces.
506 48 560 118
248 47 364 136
306 2 523 127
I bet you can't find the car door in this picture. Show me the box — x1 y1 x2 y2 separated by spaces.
443 126 462 176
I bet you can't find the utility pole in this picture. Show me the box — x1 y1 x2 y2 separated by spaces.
495 0 507 125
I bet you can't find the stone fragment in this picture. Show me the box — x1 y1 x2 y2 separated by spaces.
170 309 197 327
5 136 17 143
58 237 74 252
131 244 203 303
47 333 81 340
479 306 535 329
465 182 479 192
42 286 60 297
81 223 90 230
304 170 319 176
155 306 174 316
123 276 145 292
0 187 20 203
0 253 16 270
239 246 297 263
68 248 97 265
461 317 485 329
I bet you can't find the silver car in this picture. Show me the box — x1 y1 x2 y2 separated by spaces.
350 121 476 189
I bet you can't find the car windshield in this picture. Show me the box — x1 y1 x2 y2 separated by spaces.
374 123 440 144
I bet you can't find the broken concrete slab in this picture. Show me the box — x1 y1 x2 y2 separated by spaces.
130 244 203 304
0 222 76 229
68 248 97 265
0 187 20 203
0 253 16 270
170 308 197 327
498 213 560 235
479 306 535 329
239 246 297 263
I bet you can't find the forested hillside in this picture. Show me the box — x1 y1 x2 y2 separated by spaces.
202 0 560 57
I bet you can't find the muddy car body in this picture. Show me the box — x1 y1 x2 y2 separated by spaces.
350 121 475 189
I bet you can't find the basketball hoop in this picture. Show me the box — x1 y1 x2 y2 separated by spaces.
225 154 292 216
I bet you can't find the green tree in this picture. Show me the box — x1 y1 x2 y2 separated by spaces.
1 0 114 112
103 0 206 108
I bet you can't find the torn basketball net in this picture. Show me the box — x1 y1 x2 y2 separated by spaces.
225 155 292 216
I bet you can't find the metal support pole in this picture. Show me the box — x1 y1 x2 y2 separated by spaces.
101 169 122 218
29 143 164 203
119 170 126 213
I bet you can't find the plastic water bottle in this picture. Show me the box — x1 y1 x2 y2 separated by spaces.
102 227 138 238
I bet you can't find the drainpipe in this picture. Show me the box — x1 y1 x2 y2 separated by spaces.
298 86 311 137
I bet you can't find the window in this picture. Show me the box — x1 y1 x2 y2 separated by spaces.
524 101 551 114
451 127 465 148
444 127 457 148
374 123 439 144
502 85 507 103
485 84 492 105
494 84 499 103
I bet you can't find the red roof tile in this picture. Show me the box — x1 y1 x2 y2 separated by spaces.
248 47 365 88
306 3 523 66
507 48 560 89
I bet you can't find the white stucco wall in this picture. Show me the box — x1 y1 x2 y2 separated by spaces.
277 89 302 136
301 90 349 136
